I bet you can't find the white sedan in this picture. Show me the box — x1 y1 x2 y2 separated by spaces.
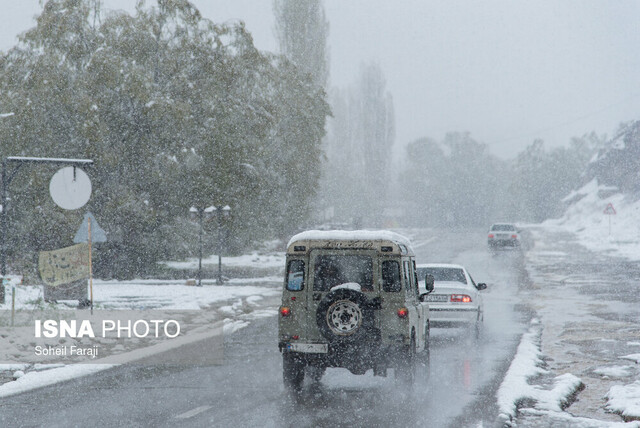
416 263 486 331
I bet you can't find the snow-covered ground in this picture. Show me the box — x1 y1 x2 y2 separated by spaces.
2 276 282 311
0 252 284 398
161 251 285 270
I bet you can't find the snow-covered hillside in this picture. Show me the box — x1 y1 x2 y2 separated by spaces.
546 121 640 262
545 178 640 262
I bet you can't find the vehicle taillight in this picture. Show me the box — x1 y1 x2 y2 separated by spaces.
488 234 494 238
280 306 291 317
450 294 472 303
397 308 409 318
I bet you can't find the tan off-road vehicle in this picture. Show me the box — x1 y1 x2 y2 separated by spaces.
278 230 434 391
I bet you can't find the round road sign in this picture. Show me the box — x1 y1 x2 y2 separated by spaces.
49 166 92 210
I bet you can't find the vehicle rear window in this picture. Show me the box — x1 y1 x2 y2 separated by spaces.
313 255 373 291
286 260 305 291
382 260 401 292
417 267 466 284
491 224 515 231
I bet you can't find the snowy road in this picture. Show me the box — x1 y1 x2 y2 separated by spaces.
0 228 530 427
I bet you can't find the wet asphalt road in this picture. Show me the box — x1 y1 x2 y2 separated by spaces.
0 228 530 427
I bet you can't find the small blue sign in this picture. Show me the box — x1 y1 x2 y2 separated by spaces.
74 212 107 243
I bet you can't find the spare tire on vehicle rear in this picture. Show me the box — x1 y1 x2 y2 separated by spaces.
316 288 375 343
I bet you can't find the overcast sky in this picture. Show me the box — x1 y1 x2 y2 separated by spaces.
2 1 640 159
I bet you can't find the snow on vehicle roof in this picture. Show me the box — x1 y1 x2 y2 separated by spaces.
416 263 465 270
287 229 413 249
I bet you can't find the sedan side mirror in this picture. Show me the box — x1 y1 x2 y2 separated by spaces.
424 274 434 293
476 282 487 290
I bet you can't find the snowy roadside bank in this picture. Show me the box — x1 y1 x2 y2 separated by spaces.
514 225 640 426
497 319 585 427
497 317 640 427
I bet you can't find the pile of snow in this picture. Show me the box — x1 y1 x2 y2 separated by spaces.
606 381 640 421
621 354 640 364
497 320 584 426
545 178 640 261
331 282 362 292
497 321 548 421
594 366 637 379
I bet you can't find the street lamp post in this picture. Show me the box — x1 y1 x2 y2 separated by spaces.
189 204 230 286
189 206 210 287
212 205 231 285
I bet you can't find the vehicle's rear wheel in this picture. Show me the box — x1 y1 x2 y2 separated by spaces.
306 365 326 383
423 321 430 355
373 363 387 377
474 310 484 339
283 353 304 392
422 322 431 379
395 336 416 384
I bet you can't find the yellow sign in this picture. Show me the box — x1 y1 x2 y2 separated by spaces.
39 243 89 287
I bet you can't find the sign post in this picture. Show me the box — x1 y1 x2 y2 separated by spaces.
11 285 15 326
74 212 106 313
603 203 616 236
88 216 93 314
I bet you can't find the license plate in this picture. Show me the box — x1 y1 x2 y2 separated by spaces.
287 343 328 353
424 294 448 302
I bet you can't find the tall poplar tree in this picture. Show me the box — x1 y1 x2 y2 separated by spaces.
273 0 329 89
